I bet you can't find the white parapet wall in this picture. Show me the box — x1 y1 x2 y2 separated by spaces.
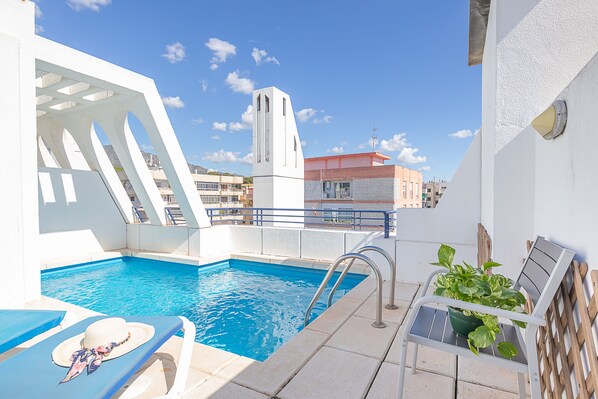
125 224 400 279
39 168 127 261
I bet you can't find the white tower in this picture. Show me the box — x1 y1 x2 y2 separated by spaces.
252 87 304 226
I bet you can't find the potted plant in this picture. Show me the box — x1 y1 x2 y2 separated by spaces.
431 244 527 358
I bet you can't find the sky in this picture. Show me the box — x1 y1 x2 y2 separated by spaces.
34 0 481 181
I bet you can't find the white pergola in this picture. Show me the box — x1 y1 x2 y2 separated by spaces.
34 36 210 229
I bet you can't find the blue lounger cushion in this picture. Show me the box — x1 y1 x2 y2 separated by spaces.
0 309 66 354
0 315 183 399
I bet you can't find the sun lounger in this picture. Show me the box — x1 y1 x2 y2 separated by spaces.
0 315 196 399
0 309 66 354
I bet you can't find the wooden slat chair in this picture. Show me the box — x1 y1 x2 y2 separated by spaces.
397 236 575 399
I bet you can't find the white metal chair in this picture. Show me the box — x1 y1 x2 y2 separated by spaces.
397 236 575 399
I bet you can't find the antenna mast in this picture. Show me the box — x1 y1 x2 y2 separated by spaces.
371 127 378 151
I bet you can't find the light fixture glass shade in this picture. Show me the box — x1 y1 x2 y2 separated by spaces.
531 100 567 140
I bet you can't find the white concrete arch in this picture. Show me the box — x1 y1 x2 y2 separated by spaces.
36 117 90 170
55 114 135 224
37 136 60 168
129 97 211 229
96 111 166 226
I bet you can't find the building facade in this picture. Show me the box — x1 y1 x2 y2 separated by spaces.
423 181 449 208
304 153 423 218
119 169 244 210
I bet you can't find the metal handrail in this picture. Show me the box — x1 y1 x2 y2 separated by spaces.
205 207 397 237
304 253 386 329
327 245 398 310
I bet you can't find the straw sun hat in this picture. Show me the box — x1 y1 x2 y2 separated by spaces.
52 318 155 367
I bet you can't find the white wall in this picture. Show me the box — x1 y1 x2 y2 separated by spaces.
392 133 482 282
481 0 598 276
39 168 127 261
0 1 38 307
125 224 397 276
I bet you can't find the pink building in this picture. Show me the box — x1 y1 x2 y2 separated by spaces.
304 152 423 214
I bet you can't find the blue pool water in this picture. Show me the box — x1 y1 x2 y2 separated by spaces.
41 257 365 361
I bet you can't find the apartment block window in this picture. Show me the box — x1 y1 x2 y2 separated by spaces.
322 181 351 199
200 195 219 204
410 182 413 199
196 182 219 191
427 188 431 193
283 98 286 116
415 183 419 197
402 181 407 199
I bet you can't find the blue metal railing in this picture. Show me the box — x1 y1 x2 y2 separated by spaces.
206 207 397 238
132 206 397 238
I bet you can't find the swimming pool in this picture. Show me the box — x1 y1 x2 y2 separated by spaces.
41 257 365 361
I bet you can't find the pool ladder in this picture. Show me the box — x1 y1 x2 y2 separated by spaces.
303 246 397 329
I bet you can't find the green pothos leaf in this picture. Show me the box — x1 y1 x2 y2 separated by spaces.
468 326 496 349
497 342 518 359
467 338 479 355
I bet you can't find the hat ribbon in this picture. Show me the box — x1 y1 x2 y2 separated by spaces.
60 332 131 384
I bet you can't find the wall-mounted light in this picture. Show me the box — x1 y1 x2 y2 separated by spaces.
532 100 567 140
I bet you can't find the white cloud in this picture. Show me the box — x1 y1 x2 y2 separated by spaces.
206 38 236 70
191 118 204 125
301 140 307 147
295 108 332 124
67 0 111 12
379 133 408 151
419 166 431 171
242 105 253 126
251 48 280 65
225 71 255 94
162 42 185 63
240 153 253 164
228 122 244 131
212 122 227 131
328 146 344 154
314 115 333 124
295 108 317 123
210 134 220 140
35 24 45 33
397 147 427 164
202 149 252 164
161 96 185 109
448 129 477 139
200 80 208 92
228 105 253 132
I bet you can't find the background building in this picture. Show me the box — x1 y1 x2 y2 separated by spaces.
304 152 422 220
423 181 449 208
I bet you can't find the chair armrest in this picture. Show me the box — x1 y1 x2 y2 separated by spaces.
412 295 545 326
419 269 447 299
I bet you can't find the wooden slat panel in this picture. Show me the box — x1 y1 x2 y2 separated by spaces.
557 277 588 398
550 300 574 398
572 262 598 395
477 223 492 267
529 240 598 399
